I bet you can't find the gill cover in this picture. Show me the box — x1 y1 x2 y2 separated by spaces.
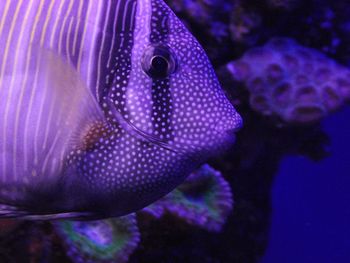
104 0 242 155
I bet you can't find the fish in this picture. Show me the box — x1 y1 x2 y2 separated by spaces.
0 0 242 219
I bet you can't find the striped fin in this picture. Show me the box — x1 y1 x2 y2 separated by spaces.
0 0 115 100
0 0 130 183
0 46 104 186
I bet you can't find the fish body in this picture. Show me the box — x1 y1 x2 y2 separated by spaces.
0 0 242 219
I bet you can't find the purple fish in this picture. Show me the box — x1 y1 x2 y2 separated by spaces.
0 0 242 219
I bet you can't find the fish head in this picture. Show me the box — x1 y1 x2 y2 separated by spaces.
72 0 243 217
107 0 242 159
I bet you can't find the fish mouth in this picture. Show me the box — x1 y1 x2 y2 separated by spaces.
214 119 243 143
218 131 237 152
213 109 243 134
211 114 242 154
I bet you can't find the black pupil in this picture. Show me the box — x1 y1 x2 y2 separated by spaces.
142 46 176 79
151 56 168 73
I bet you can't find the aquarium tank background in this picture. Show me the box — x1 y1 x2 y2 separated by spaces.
0 0 349 262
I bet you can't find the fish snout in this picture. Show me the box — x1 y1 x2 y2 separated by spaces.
214 105 243 135
216 113 242 134
209 105 242 154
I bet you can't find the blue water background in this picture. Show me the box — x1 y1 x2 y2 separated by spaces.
261 107 350 263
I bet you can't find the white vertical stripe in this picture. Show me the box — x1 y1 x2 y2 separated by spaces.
41 130 61 174
39 0 56 45
0 1 24 180
96 0 112 100
11 0 36 181
49 0 66 48
33 58 49 166
21 0 45 171
86 0 103 89
59 0 74 56
0 1 11 36
122 0 132 31
66 17 75 62
77 1 92 72
72 0 84 55
107 0 122 68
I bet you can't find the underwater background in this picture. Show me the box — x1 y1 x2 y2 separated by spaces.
0 0 349 262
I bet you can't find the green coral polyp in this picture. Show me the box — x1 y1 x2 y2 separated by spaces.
54 214 140 263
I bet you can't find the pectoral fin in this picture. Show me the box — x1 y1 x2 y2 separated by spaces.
0 48 107 216
25 48 106 177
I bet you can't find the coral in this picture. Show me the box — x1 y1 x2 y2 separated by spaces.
226 37 350 124
140 200 165 219
166 0 234 42
266 0 300 10
53 214 140 263
0 165 233 262
170 0 233 21
143 164 233 232
0 1 347 262
42 164 234 261
229 5 262 44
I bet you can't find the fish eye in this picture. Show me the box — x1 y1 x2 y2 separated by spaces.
142 45 177 79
